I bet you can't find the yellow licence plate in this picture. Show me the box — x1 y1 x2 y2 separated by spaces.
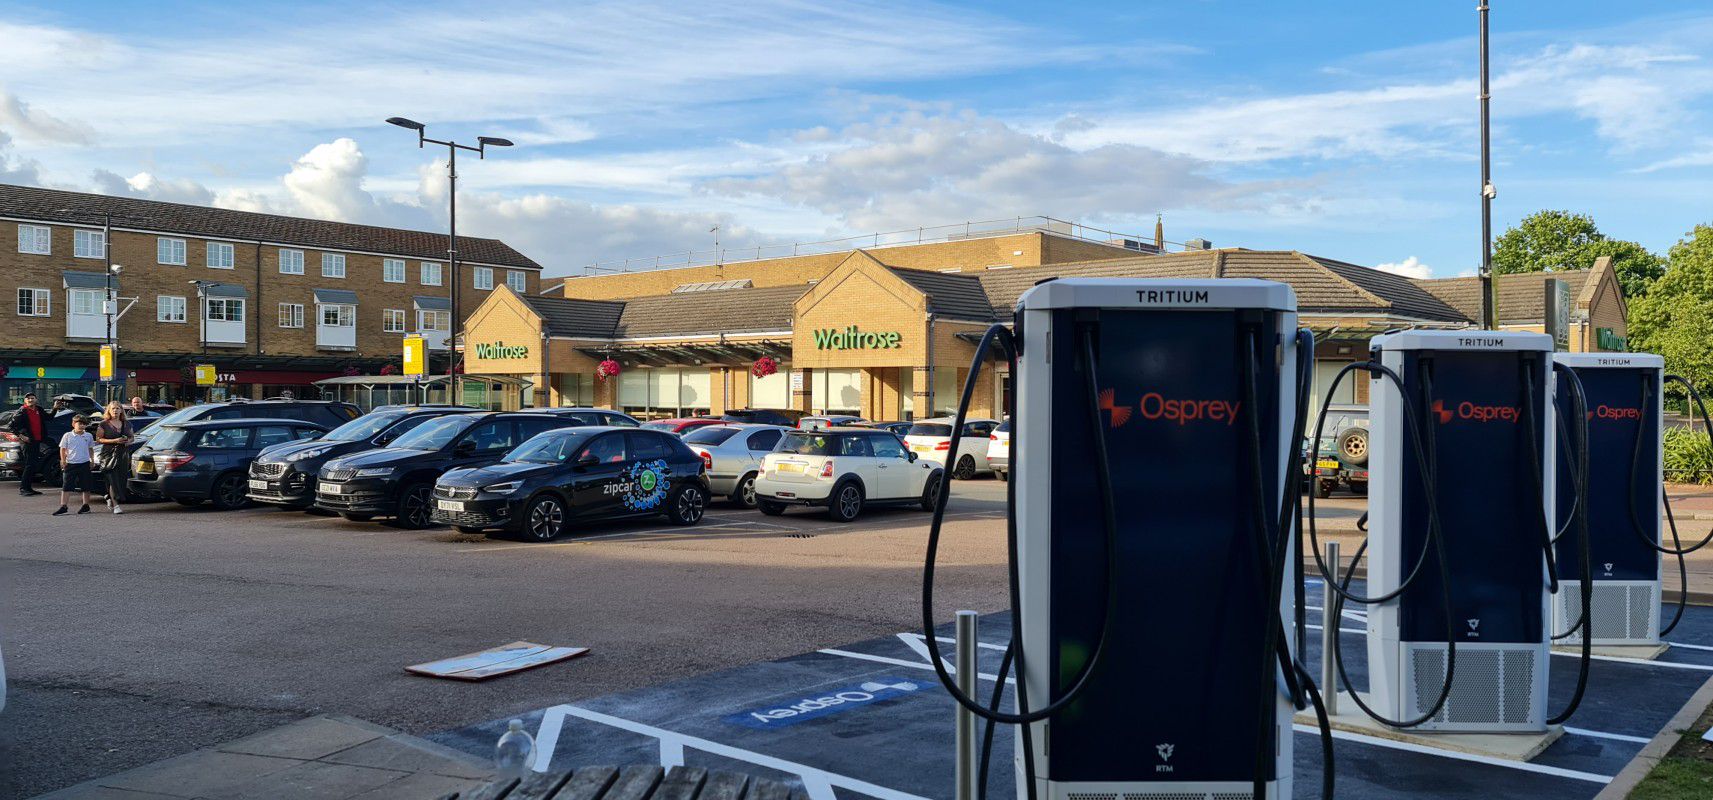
777 462 804 474
134 460 152 474
911 444 931 452
1316 460 1340 470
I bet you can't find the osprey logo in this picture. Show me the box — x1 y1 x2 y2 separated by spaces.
1604 562 1615 574
1433 400 1454 425
1467 618 1482 638
1096 387 1241 428
1155 743 1175 773
1433 399 1520 424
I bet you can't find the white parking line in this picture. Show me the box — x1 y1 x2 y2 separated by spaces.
1668 640 1713 652
1563 726 1652 744
817 648 1014 685
1294 724 1612 784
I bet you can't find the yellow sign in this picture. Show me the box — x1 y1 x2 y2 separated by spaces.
99 345 116 381
194 364 217 386
36 366 45 378
402 336 427 378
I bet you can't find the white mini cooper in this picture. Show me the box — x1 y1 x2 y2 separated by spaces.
754 428 943 521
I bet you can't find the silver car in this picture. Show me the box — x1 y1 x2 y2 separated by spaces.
680 424 790 507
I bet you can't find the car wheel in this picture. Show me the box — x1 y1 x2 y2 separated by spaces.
952 455 977 480
758 498 787 516
1337 427 1369 466
730 472 758 508
667 484 706 526
340 512 374 522
174 497 202 507
392 483 434 529
523 494 566 541
828 482 863 522
1316 480 1335 500
210 473 250 510
919 472 943 512
1350 480 1368 496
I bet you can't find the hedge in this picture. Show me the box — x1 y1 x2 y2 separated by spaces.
1664 425 1713 484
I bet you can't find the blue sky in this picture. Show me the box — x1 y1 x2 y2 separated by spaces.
1 1 1709 279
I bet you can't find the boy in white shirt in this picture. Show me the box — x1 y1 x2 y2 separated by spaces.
55 414 96 516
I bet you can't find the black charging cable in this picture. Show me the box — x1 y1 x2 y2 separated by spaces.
1519 357 1563 596
1626 374 1713 637
1547 362 1594 724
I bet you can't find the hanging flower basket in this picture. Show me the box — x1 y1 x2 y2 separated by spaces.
342 365 361 377
597 359 622 380
751 356 778 378
379 363 398 376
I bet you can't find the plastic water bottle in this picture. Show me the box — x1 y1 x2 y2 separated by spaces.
494 719 534 776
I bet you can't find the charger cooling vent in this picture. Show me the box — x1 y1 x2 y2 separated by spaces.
1404 644 1540 729
1558 582 1659 644
1066 793 1254 800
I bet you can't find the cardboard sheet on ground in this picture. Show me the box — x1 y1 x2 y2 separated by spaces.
407 641 588 681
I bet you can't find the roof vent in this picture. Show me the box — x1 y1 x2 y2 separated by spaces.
671 279 753 293
1184 238 1213 250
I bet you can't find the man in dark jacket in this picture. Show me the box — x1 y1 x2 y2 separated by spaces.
8 393 46 496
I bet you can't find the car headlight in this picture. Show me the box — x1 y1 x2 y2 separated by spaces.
482 481 522 495
286 445 333 462
355 467 394 478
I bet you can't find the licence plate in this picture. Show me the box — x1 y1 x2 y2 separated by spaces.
1316 460 1340 470
437 500 464 512
248 479 268 490
319 482 342 494
134 460 151 474
776 462 804 474
911 444 931 452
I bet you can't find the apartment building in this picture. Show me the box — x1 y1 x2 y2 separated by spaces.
1 184 540 404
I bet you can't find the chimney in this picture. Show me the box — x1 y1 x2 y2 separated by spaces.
1154 214 1164 251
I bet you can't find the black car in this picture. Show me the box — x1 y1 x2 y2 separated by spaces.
313 412 581 528
124 400 360 499
247 406 475 508
535 407 641 426
722 408 804 427
432 427 710 541
129 418 329 509
853 421 913 437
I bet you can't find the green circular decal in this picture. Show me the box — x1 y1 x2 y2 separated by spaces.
639 471 658 492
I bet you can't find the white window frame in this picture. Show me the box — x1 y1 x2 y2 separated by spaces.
17 224 50 255
506 270 527 293
382 258 406 283
321 303 355 327
17 287 50 316
473 266 493 290
279 249 305 275
321 253 346 278
157 295 187 323
382 308 406 333
417 308 450 332
74 229 105 259
157 237 187 265
206 241 236 269
70 288 101 315
278 302 304 328
206 297 244 322
420 261 443 286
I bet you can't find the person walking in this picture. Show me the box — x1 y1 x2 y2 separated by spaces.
128 396 146 416
95 400 134 514
7 392 46 496
54 414 96 516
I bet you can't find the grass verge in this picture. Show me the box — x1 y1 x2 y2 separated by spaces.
1630 700 1713 799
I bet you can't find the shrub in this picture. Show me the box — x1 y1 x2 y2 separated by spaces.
1663 425 1713 484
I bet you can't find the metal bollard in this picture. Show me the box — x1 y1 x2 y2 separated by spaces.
954 610 979 800
1322 541 1340 717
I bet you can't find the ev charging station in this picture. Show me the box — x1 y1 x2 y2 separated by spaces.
1010 278 1303 799
1551 352 1665 647
1365 329 1555 733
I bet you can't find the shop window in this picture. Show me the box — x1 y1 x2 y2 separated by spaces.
750 365 790 410
932 369 960 416
618 367 711 418
812 369 862 415
1312 360 1357 413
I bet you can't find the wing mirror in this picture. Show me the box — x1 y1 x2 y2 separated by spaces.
453 440 477 456
906 451 918 462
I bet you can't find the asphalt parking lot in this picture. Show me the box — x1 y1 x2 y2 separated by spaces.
0 476 1013 798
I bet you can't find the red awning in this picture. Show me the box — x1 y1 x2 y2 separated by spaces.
130 368 341 384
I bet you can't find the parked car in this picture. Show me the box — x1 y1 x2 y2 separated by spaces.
314 412 579 528
852 420 912 437
433 427 711 540
536 407 641 426
247 406 474 508
754 428 942 521
680 424 788 507
903 417 999 480
988 420 1010 481
798 415 865 431
123 400 359 499
723 408 805 427
129 418 328 509
1316 404 1370 497
641 417 727 435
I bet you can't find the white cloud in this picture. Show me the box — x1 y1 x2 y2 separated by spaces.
0 90 90 144
0 131 43 185
89 170 214 205
1374 256 1433 279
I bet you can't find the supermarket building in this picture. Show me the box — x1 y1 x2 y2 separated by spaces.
459 229 1631 420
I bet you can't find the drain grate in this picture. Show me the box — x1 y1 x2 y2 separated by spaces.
786 533 816 539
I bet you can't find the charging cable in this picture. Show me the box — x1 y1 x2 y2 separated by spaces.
1628 374 1713 635
1545 362 1594 724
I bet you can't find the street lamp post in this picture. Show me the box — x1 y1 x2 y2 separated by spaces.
57 209 133 404
1477 2 1498 329
384 117 512 405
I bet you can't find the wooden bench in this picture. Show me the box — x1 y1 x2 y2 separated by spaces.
445 765 813 800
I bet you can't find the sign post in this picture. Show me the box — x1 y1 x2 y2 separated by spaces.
1544 278 1571 351
403 336 427 404
98 345 116 383
194 364 217 403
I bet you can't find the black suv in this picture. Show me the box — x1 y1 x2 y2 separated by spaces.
535 407 642 426
722 408 803 427
433 427 709 541
126 400 359 499
130 418 329 509
314 412 580 528
247 406 474 508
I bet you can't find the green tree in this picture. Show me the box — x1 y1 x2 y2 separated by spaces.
1629 224 1713 392
1491 210 1666 297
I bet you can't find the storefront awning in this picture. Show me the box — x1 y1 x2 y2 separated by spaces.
313 374 533 388
62 270 119 292
314 288 359 305
575 339 791 367
413 295 452 311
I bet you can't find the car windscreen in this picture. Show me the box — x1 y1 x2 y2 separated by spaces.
388 414 478 450
682 426 741 445
320 412 404 442
907 423 952 437
777 432 843 455
136 405 216 438
641 421 681 432
504 430 598 464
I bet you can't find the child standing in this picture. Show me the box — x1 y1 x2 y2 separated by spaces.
55 414 96 516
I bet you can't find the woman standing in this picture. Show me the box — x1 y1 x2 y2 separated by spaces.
95 400 134 514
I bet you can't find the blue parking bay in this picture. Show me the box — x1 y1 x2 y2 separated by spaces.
430 599 1713 799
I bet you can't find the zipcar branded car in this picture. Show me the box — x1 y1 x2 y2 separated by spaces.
681 424 787 507
432 427 710 540
988 420 1010 481
129 419 328 509
903 417 999 479
248 406 473 508
754 428 942 522
315 412 578 528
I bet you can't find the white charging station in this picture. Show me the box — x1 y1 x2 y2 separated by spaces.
1014 278 1299 799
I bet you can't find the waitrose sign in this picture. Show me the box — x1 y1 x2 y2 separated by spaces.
474 341 529 359
813 325 902 350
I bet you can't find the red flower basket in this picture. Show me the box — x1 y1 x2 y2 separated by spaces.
379 364 398 376
751 356 778 378
342 365 361 377
598 359 622 380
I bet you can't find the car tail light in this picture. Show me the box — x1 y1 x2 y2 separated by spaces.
989 434 999 441
935 441 950 451
157 451 194 470
0 431 16 443
820 460 835 478
696 449 712 472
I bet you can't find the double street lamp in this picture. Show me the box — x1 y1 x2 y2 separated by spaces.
384 117 512 404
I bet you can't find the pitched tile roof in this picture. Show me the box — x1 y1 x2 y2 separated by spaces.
1411 270 1592 324
0 183 539 269
520 295 626 338
614 285 807 338
887 268 995 321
